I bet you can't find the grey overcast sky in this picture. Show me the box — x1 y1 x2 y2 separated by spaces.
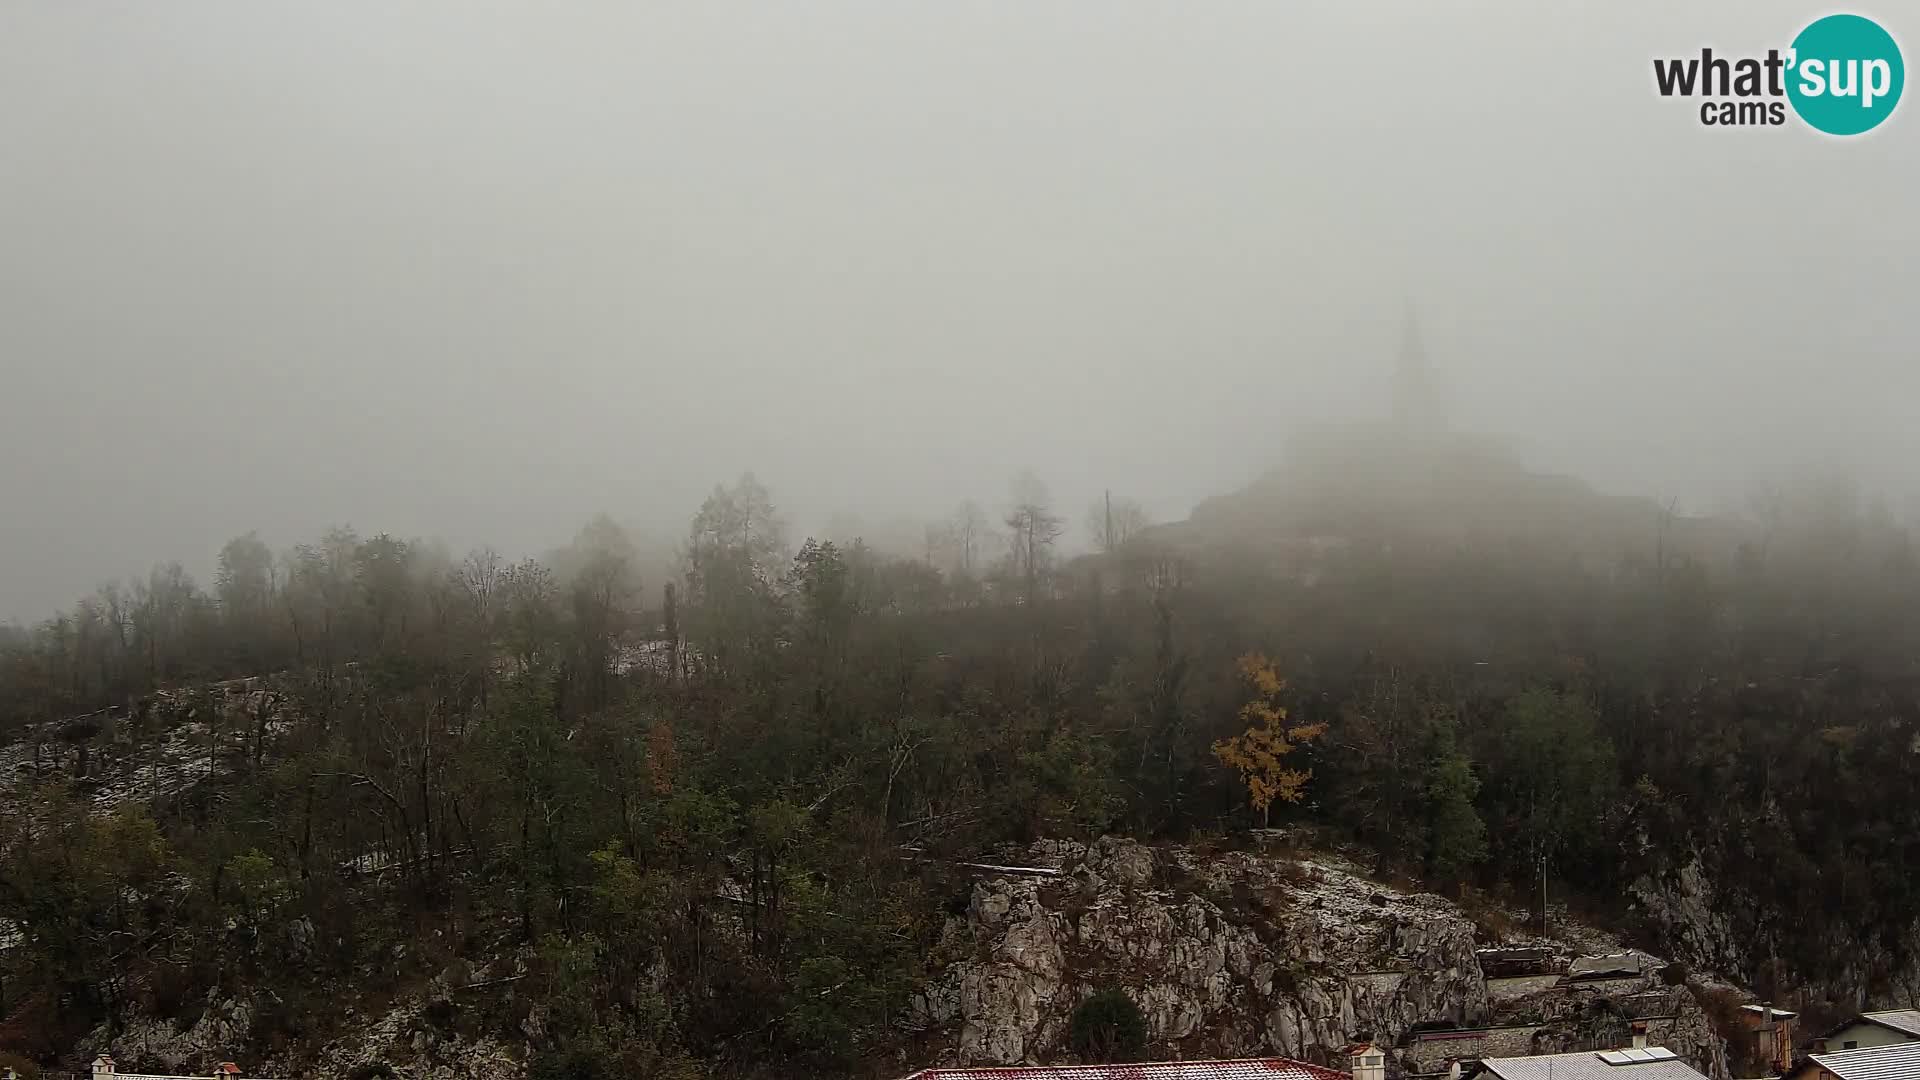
2 2 1916 620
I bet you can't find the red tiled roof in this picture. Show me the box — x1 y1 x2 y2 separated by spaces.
903 1059 1352 1080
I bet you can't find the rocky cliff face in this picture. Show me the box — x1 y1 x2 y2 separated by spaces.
0 677 296 811
1632 860 1920 1018
907 837 1730 1077
1629 854 1749 986
77 836 1742 1080
89 964 528 1080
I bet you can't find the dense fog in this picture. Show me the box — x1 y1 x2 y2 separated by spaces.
4 1 1916 621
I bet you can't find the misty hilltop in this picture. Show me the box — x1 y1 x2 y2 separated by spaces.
6 2 1920 623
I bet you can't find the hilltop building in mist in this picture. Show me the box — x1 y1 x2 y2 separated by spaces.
1393 304 1447 437
1151 315 1738 580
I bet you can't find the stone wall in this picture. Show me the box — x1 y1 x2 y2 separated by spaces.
1402 1026 1554 1073
1487 975 1565 1006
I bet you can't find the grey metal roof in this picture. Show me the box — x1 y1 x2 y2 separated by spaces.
1481 1048 1708 1080
1598 1051 1681 1066
1809 1041 1920 1080
1860 1010 1920 1039
1568 954 1647 979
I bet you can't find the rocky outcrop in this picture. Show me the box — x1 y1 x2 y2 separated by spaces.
264 997 525 1080
909 838 1488 1067
1629 854 1748 985
98 995 257 1074
908 837 1732 1077
89 969 528 1080
1 677 298 811
1632 847 1920 1011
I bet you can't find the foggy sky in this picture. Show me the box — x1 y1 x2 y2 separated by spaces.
3 2 1917 621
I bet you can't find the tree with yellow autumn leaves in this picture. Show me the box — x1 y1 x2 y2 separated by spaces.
1212 654 1326 826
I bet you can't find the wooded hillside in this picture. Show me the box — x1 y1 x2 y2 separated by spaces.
4 444 1918 1075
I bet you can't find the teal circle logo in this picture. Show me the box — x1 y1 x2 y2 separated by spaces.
1787 14 1904 135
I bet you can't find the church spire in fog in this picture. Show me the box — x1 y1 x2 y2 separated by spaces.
1393 300 1445 434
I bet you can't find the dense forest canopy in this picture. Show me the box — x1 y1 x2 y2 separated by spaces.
3 433 1920 1076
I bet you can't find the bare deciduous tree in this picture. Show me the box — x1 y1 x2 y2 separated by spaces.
1086 492 1152 554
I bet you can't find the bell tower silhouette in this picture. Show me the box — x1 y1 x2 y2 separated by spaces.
1392 302 1445 434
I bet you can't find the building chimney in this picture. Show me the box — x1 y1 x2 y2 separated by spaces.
92 1056 116 1080
1352 1038 1387 1080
